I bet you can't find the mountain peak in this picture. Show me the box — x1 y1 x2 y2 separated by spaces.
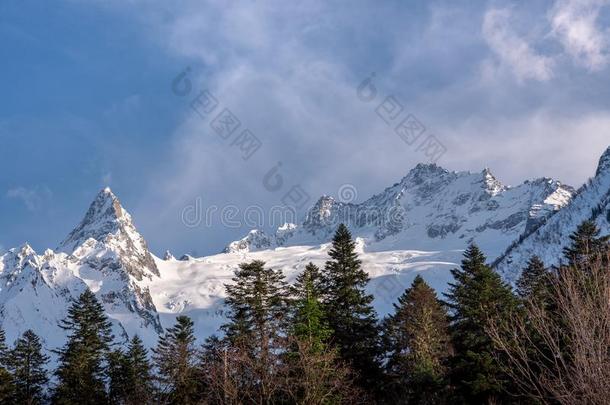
402 163 448 185
409 162 446 175
481 167 505 195
58 188 160 279
595 146 610 176
19 243 35 256
59 188 131 252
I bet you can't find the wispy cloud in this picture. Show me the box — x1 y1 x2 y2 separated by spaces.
483 7 555 82
550 0 610 71
6 186 52 211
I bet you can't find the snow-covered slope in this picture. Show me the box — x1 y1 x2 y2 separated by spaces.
146 244 463 341
495 147 610 282
0 161 579 348
227 164 573 260
0 189 162 348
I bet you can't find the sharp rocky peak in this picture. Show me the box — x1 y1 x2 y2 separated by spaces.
59 187 131 252
481 167 505 195
58 187 159 279
303 195 342 228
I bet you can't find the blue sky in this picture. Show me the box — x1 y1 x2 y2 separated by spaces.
1 0 610 256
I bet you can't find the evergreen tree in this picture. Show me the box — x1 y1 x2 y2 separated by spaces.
195 335 225 401
220 260 289 403
0 329 15 403
444 244 518 404
321 224 381 389
153 315 198 405
124 335 154 404
107 336 155 404
516 256 549 301
8 329 49 404
383 275 451 404
52 289 114 404
107 348 129 404
563 220 609 266
290 263 332 353
222 260 288 350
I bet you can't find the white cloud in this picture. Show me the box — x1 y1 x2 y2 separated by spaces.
550 0 610 71
439 110 610 186
482 8 555 82
78 1 610 254
6 186 51 211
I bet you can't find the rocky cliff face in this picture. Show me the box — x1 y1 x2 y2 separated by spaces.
495 146 610 282
0 188 163 348
226 163 574 260
5 151 608 349
59 187 159 280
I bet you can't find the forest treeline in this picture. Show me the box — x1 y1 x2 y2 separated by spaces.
0 221 609 404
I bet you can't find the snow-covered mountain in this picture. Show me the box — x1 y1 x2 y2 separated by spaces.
0 188 162 348
495 146 610 282
226 164 573 260
0 160 587 349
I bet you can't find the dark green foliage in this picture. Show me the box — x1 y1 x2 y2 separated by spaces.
0 329 15 403
153 315 198 405
383 275 451 404
563 220 609 266
52 289 114 404
444 244 518 404
219 260 289 403
194 335 224 399
290 262 332 353
124 335 154 404
8 329 49 404
107 335 153 405
222 260 288 350
321 224 381 389
107 349 129 404
516 256 550 302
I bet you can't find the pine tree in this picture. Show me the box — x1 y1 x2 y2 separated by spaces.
283 263 360 404
563 220 609 266
444 244 518 404
222 260 288 349
7 329 49 404
0 329 15 403
220 260 289 403
383 275 451 404
107 348 129 404
153 315 198 405
290 263 332 353
321 224 381 389
107 337 153 405
52 289 114 404
195 335 225 401
516 256 549 301
124 335 154 404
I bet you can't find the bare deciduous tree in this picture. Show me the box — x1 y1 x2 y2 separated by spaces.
199 337 364 404
488 253 610 405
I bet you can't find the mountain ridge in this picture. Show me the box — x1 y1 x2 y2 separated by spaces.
3 149 610 348
495 146 610 281
225 163 574 260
